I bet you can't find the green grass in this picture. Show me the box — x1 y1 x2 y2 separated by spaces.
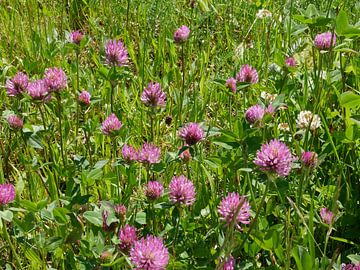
0 0 360 269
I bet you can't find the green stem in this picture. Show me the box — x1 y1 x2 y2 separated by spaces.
113 140 121 198
75 51 80 152
2 220 22 268
150 110 155 142
110 67 116 113
228 95 232 129
297 169 309 208
178 43 186 126
172 206 182 256
57 94 66 168
239 176 271 251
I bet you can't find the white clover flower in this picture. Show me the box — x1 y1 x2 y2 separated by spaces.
256 9 272 19
296 111 321 131
261 91 278 102
278 123 290 132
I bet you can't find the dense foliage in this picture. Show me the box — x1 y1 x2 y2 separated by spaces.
0 0 360 269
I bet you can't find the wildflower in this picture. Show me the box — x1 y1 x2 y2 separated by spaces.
44 67 68 92
218 192 251 230
260 91 278 102
101 113 122 135
118 224 137 251
296 111 321 131
256 9 272 19
226 77 237 93
179 122 204 146
69 30 84 45
113 204 127 218
138 143 161 164
314 31 336 50
145 181 164 200
254 139 296 177
174 25 190 43
222 256 236 270
285 57 297 67
179 146 191 162
7 115 23 129
130 235 169 270
236 64 258 84
27 79 50 101
169 175 196 206
105 39 128 66
0 183 16 205
320 207 334 225
141 82 167 107
278 123 290 132
245 104 265 124
265 104 275 115
341 263 360 270
301 151 318 168
6 72 29 97
122 144 138 163
78 90 91 106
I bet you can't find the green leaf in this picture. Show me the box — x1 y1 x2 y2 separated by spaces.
348 254 360 264
45 236 64 252
135 211 147 225
83 211 103 227
340 91 360 108
0 210 13 222
53 207 70 224
25 249 42 266
336 10 360 37
350 115 360 125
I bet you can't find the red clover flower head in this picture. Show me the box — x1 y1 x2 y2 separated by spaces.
341 263 360 270
168 175 196 206
6 72 29 97
223 256 236 270
265 104 275 115
122 144 138 163
145 181 164 200
44 67 68 92
78 90 91 106
118 224 137 251
179 146 191 162
69 30 84 45
226 77 237 93
130 235 169 270
101 113 122 135
138 143 161 164
254 139 296 177
218 192 251 230
7 115 23 129
174 25 190 43
320 207 334 225
0 183 16 205
301 151 318 168
285 57 297 67
141 82 167 107
179 122 204 146
314 31 336 50
245 104 265 124
236 64 259 84
105 39 128 66
27 79 50 101
113 204 127 218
